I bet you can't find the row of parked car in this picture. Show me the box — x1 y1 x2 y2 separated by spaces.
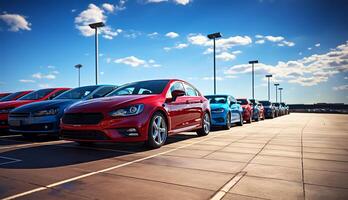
0 79 289 148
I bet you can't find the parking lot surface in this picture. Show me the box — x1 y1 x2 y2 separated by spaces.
0 113 347 200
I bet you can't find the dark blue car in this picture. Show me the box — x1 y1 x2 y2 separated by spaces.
8 85 116 138
205 95 243 129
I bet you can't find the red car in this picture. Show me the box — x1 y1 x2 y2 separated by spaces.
0 88 70 129
0 90 32 102
236 98 253 123
0 93 11 99
61 79 211 148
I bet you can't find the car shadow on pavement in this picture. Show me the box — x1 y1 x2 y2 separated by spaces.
0 133 199 170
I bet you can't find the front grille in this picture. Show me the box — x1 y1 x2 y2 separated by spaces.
9 113 30 118
62 113 104 125
10 123 54 131
213 117 225 123
60 130 109 140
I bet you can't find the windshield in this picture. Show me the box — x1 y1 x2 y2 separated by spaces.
0 92 23 101
205 96 227 104
274 103 280 106
237 99 248 105
260 101 271 106
280 103 286 106
19 89 54 100
107 80 169 96
55 86 99 99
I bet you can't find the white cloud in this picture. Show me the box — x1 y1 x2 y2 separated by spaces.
308 47 312 50
47 65 55 69
102 3 115 13
115 56 145 67
163 43 188 51
216 52 236 61
147 32 159 37
333 84 348 91
114 56 161 68
0 13 31 32
165 32 179 38
174 0 191 5
19 79 35 83
256 39 265 44
188 34 252 52
224 41 348 86
163 47 171 51
232 50 242 54
32 72 56 80
264 35 284 42
74 4 122 39
51 70 59 74
255 34 295 47
315 43 321 47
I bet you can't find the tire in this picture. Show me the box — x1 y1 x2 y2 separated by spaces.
237 113 243 126
255 112 260 122
197 112 210 136
271 112 275 119
223 113 231 130
246 112 252 123
147 112 168 149
76 141 94 146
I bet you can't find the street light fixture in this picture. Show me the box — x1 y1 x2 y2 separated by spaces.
74 64 83 87
265 74 272 101
249 60 259 99
207 32 222 94
278 87 283 103
274 83 280 103
89 22 105 85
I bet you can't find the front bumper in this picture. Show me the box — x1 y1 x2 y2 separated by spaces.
211 112 227 126
60 112 150 143
8 115 60 134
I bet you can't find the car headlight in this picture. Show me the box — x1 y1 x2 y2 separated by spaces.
212 108 225 113
33 108 59 117
109 104 144 117
0 108 14 114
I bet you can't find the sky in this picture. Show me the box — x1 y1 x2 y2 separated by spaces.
1 0 348 104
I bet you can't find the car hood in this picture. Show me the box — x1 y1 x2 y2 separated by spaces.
210 103 228 110
66 95 160 113
0 100 35 109
11 99 78 113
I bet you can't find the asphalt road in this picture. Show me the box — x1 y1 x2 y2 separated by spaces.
0 113 347 200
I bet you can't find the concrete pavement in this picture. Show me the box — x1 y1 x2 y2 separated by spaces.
0 113 347 200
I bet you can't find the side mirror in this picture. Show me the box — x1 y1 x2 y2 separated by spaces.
171 89 185 101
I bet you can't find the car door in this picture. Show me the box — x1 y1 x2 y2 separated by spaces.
164 81 190 131
182 83 202 128
229 96 240 123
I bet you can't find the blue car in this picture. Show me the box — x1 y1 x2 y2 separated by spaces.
8 85 116 138
205 95 243 129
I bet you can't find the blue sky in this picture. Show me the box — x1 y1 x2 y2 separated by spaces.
1 0 348 104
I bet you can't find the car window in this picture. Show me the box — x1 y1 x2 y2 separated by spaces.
205 96 227 104
48 90 68 100
93 86 115 98
166 81 185 98
107 80 169 96
0 92 22 101
184 83 198 96
55 86 99 99
19 89 54 100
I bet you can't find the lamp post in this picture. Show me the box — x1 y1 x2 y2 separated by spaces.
207 32 222 94
265 74 272 101
89 22 105 85
74 64 82 87
274 83 280 103
249 60 259 99
279 87 283 103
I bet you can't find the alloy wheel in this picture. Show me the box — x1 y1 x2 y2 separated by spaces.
152 115 167 145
